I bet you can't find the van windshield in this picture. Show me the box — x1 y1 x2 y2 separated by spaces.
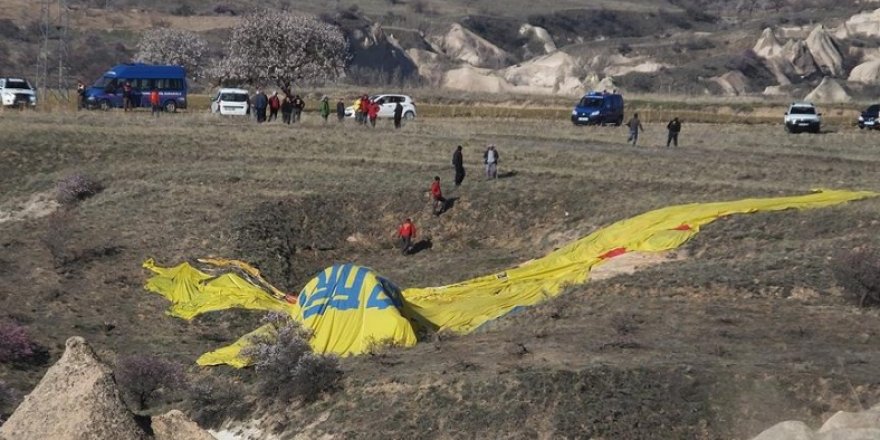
92 76 114 88
6 80 31 89
790 107 815 115
578 97 604 108
220 93 248 102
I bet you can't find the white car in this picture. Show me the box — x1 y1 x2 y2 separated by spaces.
0 77 37 108
344 94 417 119
210 88 250 116
784 102 821 134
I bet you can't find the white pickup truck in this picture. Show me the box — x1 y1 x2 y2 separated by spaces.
0 77 37 108
783 102 821 134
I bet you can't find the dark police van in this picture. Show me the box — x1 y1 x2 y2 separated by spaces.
571 91 624 126
85 64 187 111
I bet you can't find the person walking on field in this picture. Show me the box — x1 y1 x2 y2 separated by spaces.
430 176 446 215
452 145 465 186
292 95 305 122
484 144 500 179
122 81 134 112
319 96 330 123
393 101 404 129
397 218 416 255
367 99 379 127
666 117 681 147
336 98 345 123
626 112 645 146
281 95 293 124
149 87 160 117
268 92 281 122
252 89 268 123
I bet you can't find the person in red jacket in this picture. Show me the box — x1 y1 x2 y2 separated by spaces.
430 176 446 215
367 99 379 127
268 92 281 122
149 87 161 117
397 218 416 255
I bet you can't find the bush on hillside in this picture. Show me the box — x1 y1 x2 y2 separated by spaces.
242 313 342 403
115 355 187 410
186 376 247 427
832 247 880 307
55 174 103 207
0 321 37 363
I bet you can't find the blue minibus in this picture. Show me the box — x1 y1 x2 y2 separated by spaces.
85 63 187 111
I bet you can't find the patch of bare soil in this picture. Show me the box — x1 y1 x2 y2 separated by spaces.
0 192 58 225
589 250 685 281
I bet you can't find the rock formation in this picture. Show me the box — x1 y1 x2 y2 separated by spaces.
501 51 585 95
751 404 880 440
442 65 513 93
432 23 513 69
518 24 557 57
848 60 880 84
805 25 844 77
804 76 851 102
837 8 880 39
712 71 751 95
0 337 215 440
754 27 785 58
0 337 147 440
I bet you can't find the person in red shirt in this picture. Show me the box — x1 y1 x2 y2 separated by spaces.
397 218 416 255
268 91 281 122
430 176 446 216
149 87 161 118
367 99 379 127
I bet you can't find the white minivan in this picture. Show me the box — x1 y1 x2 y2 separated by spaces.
0 77 37 108
210 88 250 116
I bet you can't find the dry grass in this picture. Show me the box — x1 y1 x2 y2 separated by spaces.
2 108 880 437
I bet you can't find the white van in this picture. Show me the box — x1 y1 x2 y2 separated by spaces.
210 88 250 116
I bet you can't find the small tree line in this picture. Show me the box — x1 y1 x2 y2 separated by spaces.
135 10 349 89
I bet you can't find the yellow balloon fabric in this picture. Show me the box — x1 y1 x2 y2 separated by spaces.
143 189 876 367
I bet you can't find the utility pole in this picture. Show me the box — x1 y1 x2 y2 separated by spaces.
37 0 70 103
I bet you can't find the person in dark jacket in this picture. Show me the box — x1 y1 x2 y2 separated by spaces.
666 117 682 147
292 95 305 122
252 89 268 123
336 99 345 123
281 95 294 124
122 81 134 112
393 101 404 129
452 145 465 186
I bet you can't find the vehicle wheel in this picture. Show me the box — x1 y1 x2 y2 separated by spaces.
812 126 821 134
404 111 415 120
99 99 111 111
164 100 177 113
615 116 623 126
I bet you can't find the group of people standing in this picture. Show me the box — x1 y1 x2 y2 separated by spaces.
397 144 502 255
353 94 405 129
625 113 683 148
247 91 405 128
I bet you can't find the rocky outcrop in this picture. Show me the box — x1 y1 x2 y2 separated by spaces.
0 337 146 440
347 22 419 80
712 70 751 95
804 76 851 102
805 25 843 77
783 40 818 77
518 24 557 57
432 23 513 69
405 48 445 85
848 60 880 84
751 404 880 440
501 51 585 95
837 8 880 39
442 65 513 93
152 410 216 440
0 337 215 440
754 27 785 58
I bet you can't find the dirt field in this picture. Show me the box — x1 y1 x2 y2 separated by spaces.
2 108 880 438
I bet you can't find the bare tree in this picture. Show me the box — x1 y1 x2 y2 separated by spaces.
135 28 208 78
208 11 349 91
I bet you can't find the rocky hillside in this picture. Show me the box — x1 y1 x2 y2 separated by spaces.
0 1 874 98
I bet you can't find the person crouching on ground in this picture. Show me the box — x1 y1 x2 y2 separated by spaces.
398 218 416 255
431 176 446 215
484 144 499 179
